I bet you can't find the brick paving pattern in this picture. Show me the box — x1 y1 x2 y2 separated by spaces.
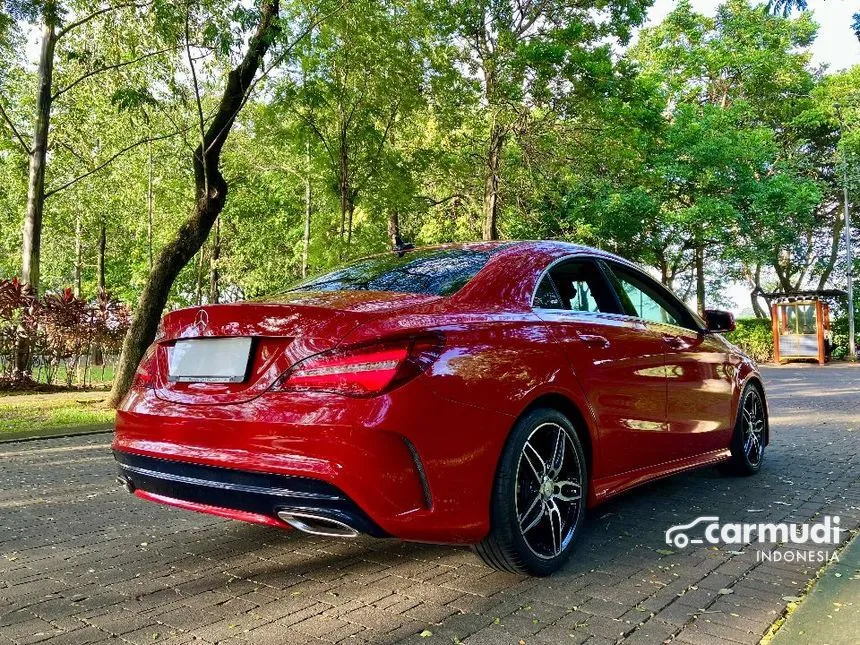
1 365 858 644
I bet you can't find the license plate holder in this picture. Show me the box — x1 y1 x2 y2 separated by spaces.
168 338 253 383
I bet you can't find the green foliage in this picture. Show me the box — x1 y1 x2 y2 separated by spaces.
725 317 774 364
0 0 855 336
830 305 859 361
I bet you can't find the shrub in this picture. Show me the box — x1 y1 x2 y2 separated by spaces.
725 317 773 363
830 311 856 360
0 278 130 388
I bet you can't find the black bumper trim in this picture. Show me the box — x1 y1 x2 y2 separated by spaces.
113 451 387 537
117 462 342 501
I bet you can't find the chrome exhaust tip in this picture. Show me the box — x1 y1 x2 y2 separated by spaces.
116 475 135 494
276 510 360 538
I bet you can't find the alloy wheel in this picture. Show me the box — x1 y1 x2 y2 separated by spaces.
742 389 765 466
515 422 583 559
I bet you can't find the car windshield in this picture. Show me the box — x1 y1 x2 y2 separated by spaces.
288 247 498 297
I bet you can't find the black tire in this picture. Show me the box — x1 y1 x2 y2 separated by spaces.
473 407 587 576
726 383 767 475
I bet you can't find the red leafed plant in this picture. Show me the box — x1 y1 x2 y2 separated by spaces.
0 278 131 389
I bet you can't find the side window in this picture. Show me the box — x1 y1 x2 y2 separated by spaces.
533 259 620 313
559 274 601 312
534 275 564 309
609 264 685 327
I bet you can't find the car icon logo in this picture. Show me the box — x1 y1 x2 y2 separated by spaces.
665 516 720 549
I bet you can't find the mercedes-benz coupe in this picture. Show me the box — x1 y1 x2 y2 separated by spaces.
114 241 768 575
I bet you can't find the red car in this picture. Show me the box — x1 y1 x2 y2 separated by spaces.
114 241 768 575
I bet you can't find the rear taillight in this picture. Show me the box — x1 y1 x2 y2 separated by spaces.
275 334 443 397
132 346 157 389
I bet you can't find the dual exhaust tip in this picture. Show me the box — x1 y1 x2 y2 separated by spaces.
116 475 135 494
277 510 360 538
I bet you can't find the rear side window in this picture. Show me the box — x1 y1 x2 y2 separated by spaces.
289 248 498 297
534 276 564 309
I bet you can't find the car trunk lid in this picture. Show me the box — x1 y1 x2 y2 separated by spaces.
152 290 439 405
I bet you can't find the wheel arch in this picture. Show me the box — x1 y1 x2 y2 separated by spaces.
516 392 596 482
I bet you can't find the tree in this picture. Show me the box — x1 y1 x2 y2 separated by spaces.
108 0 324 406
433 0 652 240
274 0 430 256
632 0 822 311
0 1 177 294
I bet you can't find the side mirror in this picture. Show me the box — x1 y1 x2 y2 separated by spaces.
703 309 735 333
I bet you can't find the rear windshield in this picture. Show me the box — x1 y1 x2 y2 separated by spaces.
288 248 497 296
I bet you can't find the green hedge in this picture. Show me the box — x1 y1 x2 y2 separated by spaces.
831 313 854 360
725 313 854 363
724 317 773 363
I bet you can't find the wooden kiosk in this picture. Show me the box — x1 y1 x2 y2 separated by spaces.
768 290 845 365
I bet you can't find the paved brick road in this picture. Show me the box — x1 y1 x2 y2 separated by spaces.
1 365 858 645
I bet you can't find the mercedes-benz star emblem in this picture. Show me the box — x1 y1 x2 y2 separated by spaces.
192 309 209 335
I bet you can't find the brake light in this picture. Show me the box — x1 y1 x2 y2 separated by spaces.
276 335 443 397
132 346 157 389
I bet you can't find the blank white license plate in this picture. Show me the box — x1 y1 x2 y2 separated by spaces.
168 338 253 383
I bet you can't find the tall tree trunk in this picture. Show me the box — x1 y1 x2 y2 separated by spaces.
21 17 56 293
195 246 205 306
695 245 706 312
337 153 355 253
16 15 55 378
73 213 82 297
91 220 107 366
302 140 311 278
749 263 767 319
818 203 845 290
773 263 793 292
750 292 766 319
388 210 401 248
346 199 354 250
147 139 154 272
109 0 280 407
97 219 106 291
338 123 349 243
482 116 503 241
209 216 220 304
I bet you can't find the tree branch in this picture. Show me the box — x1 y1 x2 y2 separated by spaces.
295 109 336 166
0 101 31 155
55 1 154 42
44 127 190 199
202 6 339 157
186 12 209 194
418 193 466 207
354 100 401 192
53 48 172 100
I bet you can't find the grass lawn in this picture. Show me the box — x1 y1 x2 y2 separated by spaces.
0 391 115 434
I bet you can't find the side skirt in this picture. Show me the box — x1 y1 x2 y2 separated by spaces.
590 448 732 507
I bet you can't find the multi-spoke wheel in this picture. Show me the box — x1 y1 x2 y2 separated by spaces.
473 408 587 576
726 384 767 475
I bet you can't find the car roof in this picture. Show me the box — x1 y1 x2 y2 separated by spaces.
361 240 629 263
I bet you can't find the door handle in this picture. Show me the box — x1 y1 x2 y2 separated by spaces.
662 335 685 349
578 334 610 349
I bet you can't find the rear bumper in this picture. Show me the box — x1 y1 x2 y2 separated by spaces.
113 384 516 543
114 451 387 536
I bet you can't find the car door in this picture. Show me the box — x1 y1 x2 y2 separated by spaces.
533 257 669 478
605 262 734 459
